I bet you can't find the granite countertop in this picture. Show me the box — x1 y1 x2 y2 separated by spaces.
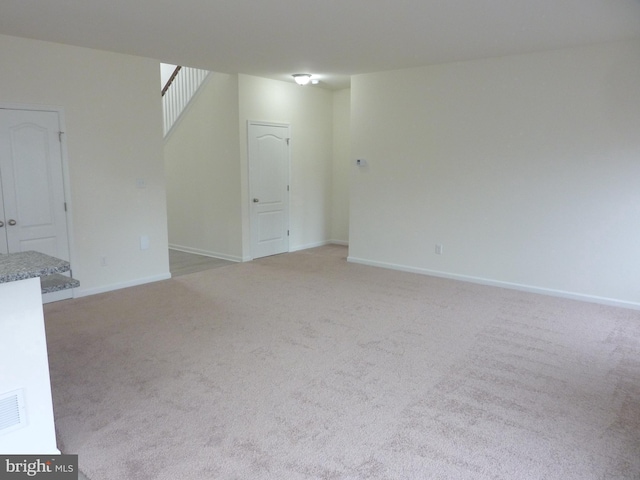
0 251 71 283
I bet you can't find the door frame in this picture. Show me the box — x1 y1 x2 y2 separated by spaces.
0 102 76 296
247 120 291 260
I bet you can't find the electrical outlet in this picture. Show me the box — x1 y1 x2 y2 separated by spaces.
101 256 108 267
435 244 443 255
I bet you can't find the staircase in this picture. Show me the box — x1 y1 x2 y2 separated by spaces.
162 65 210 137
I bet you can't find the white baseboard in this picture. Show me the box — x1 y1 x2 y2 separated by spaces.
347 256 640 311
289 241 330 252
290 240 348 252
169 244 242 263
74 273 172 298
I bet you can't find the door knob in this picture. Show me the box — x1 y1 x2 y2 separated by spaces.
8 219 16 226
253 198 259 203
0 221 3 227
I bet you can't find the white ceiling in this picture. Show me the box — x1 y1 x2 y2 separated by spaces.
2 0 640 89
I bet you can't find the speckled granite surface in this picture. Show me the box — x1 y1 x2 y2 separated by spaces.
0 251 71 283
40 273 80 293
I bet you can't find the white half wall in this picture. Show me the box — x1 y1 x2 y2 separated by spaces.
0 34 170 295
238 75 334 258
164 73 243 261
350 39 640 307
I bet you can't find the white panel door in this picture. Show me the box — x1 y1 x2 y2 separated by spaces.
248 122 290 259
0 194 7 254
0 109 70 260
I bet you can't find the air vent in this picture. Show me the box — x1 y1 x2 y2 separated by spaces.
0 389 27 435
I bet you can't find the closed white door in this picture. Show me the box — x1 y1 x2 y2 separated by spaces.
0 108 71 266
248 122 290 259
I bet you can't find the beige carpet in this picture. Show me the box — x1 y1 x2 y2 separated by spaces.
44 245 640 479
168 249 235 277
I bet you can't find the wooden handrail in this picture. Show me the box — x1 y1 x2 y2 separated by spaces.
161 66 182 96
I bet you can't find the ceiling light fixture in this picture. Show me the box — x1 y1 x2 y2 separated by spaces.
292 73 312 86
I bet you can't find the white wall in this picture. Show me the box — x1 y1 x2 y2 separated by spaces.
238 75 334 257
166 74 345 262
350 39 640 307
331 89 350 244
0 34 170 295
164 73 243 261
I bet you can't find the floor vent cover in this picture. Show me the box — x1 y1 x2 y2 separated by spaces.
0 389 27 436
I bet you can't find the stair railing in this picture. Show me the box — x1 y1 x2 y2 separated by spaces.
162 65 182 97
162 66 210 137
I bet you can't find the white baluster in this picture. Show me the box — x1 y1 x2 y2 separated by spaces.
162 67 211 137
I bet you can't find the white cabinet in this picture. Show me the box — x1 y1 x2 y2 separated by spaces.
0 277 59 454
